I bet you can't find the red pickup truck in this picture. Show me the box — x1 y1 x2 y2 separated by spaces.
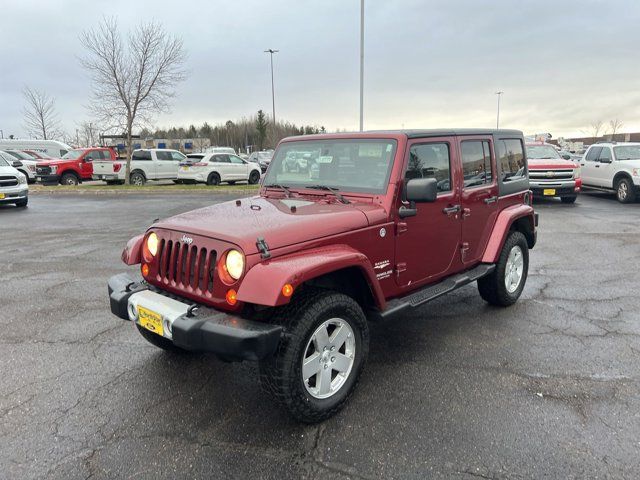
35 147 117 185
108 129 537 422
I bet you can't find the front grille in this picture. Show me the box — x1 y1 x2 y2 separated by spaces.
0 176 18 187
36 166 51 175
156 239 216 294
529 169 574 181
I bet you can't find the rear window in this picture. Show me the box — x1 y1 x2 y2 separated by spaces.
132 150 152 161
496 139 525 181
186 154 204 159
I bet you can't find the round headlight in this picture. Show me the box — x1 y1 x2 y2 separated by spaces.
147 232 159 257
225 249 244 280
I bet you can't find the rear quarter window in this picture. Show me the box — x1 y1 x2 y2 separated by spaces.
496 139 526 181
132 151 152 161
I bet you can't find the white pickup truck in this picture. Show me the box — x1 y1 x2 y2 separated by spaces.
92 149 186 185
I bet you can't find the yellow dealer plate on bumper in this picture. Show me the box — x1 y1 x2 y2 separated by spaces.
0 193 5 199
543 189 556 196
139 306 164 336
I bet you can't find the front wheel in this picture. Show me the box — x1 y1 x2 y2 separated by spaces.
15 198 28 208
260 289 369 423
561 195 577 204
61 173 79 186
478 231 529 306
616 177 636 203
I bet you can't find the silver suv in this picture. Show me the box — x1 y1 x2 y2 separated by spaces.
581 142 640 203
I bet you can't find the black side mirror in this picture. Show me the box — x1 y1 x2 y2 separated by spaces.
406 178 438 202
12 160 23 168
561 154 571 160
399 178 438 218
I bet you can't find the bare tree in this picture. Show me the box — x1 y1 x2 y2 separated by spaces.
22 86 62 140
588 120 604 143
608 118 624 140
79 17 186 184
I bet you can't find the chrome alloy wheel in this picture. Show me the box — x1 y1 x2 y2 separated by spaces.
504 245 524 293
302 318 356 399
618 181 628 201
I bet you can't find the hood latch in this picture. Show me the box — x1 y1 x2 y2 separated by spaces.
256 237 271 259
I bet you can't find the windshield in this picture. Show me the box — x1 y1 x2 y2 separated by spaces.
263 139 397 194
5 150 34 160
613 145 640 160
0 157 8 167
62 150 83 160
526 145 560 159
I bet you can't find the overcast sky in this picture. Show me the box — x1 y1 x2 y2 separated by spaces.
2 0 640 140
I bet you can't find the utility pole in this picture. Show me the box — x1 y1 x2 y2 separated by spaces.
0 130 3 139
495 91 504 129
359 0 365 132
264 49 279 125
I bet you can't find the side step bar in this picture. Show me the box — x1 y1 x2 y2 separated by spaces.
371 264 495 320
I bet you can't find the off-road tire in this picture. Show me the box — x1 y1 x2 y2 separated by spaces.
616 177 636 203
15 198 28 208
561 196 577 204
478 231 529 307
130 171 146 186
61 172 79 186
207 172 221 186
248 170 261 184
135 323 186 353
259 288 369 423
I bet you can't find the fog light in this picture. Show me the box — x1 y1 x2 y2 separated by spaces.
226 289 237 305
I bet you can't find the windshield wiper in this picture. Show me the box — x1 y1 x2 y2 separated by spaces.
306 185 350 204
263 183 292 198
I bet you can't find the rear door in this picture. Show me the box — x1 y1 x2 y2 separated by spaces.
458 137 499 264
580 146 601 186
155 150 175 179
394 138 463 287
212 154 232 180
132 150 155 179
228 155 249 180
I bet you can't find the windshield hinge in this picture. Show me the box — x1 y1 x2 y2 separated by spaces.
256 237 271 259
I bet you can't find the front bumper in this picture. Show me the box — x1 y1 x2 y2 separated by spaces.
0 188 28 203
36 174 61 185
530 180 579 198
108 273 283 360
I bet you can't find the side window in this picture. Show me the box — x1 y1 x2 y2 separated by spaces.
156 151 172 161
132 151 152 161
170 151 186 161
496 139 525 181
461 140 493 188
229 155 245 164
598 147 612 162
214 155 230 163
405 143 451 193
585 147 601 162
100 150 111 160
84 151 96 161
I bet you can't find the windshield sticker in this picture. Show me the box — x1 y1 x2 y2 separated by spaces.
317 156 333 164
359 144 384 157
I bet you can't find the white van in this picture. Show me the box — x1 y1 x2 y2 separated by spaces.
0 139 72 158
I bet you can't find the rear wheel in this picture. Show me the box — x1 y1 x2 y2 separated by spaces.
206 172 221 186
561 195 577 204
61 172 79 186
248 170 261 184
478 231 529 306
130 171 146 186
228 181 236 185
135 324 186 353
616 177 636 203
260 289 369 423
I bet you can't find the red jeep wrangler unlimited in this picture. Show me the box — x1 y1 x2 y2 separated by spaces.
35 147 117 185
108 129 537 422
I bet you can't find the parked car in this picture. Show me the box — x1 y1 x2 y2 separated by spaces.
204 146 236 155
92 149 186 185
0 139 71 158
526 142 581 203
580 142 640 203
107 128 537 422
0 151 36 184
178 153 262 185
35 147 118 185
22 150 56 160
249 150 274 173
0 155 28 207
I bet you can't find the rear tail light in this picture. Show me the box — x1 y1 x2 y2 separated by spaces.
113 163 123 172
193 162 208 167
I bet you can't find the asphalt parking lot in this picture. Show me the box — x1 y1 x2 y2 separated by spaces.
1 192 639 479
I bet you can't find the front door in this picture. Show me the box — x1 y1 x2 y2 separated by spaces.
394 139 462 287
459 138 500 264
580 146 601 186
593 146 615 188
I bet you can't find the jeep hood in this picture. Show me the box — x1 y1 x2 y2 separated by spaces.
528 158 578 169
153 196 385 254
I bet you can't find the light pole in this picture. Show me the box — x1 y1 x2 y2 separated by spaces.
0 130 3 139
359 0 364 132
495 91 503 129
264 49 279 125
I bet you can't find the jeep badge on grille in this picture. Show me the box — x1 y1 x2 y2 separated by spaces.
181 234 193 245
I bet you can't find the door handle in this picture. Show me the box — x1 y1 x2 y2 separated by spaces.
580 163 585 166
595 165 600 168
483 196 498 205
442 205 461 215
